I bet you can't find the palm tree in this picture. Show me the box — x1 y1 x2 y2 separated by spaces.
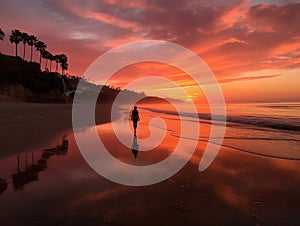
0 28 5 41
21 32 30 60
48 53 55 72
41 50 47 71
55 54 60 73
42 50 51 71
61 62 68 76
59 54 68 75
9 30 23 57
34 40 46 66
27 35 37 62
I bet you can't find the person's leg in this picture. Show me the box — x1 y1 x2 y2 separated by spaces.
133 120 138 136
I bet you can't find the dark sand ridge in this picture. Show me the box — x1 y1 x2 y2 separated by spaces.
0 103 115 159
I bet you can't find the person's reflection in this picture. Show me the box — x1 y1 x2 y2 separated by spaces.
131 136 139 159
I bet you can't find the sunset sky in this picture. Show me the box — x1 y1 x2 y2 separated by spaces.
0 0 299 103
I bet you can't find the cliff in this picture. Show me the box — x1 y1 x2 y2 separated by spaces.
0 53 180 104
0 53 66 102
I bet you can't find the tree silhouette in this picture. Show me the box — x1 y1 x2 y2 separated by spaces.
34 40 47 67
59 54 68 75
0 28 5 41
4 28 71 75
61 62 68 76
22 32 30 60
48 53 55 72
42 50 52 71
55 54 60 73
27 35 37 62
9 30 23 57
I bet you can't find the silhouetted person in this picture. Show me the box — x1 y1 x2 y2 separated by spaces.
131 136 139 159
131 106 140 136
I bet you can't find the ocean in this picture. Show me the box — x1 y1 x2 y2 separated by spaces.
139 102 300 161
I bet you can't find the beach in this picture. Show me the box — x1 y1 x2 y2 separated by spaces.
0 103 114 159
0 102 300 225
1 0 300 224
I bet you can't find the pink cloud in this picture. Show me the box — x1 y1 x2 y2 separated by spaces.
0 0 299 81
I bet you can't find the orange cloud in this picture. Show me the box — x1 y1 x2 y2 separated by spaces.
84 11 139 31
0 0 299 102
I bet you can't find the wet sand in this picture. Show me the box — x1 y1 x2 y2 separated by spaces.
0 103 114 159
0 107 299 225
0 104 299 225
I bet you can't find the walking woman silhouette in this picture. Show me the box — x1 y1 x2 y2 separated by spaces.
130 106 140 136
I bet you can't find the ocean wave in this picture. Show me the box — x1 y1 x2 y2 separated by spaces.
261 103 300 109
143 108 300 132
144 120 300 161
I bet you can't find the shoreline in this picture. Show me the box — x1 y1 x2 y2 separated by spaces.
0 102 115 159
